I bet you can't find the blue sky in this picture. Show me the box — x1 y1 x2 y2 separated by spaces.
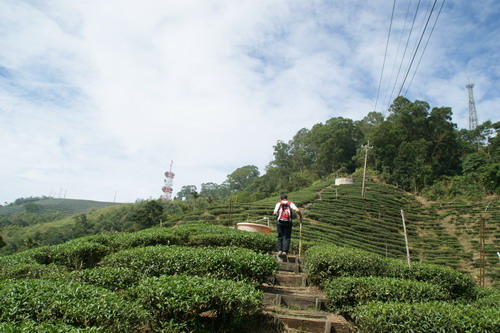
0 0 498 203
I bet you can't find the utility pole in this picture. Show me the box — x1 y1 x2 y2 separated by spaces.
361 142 373 197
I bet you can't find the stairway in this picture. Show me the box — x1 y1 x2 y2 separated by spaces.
260 254 351 333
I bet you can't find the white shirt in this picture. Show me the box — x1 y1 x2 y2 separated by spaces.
274 200 298 215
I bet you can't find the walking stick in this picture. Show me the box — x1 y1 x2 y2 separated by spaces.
298 215 303 258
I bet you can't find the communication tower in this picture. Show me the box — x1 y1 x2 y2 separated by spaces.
466 83 478 130
161 161 175 201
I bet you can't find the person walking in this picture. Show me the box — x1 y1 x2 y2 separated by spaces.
274 194 302 255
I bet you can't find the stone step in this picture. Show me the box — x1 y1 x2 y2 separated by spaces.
264 308 351 333
273 272 308 287
275 253 303 264
261 285 328 311
278 261 304 273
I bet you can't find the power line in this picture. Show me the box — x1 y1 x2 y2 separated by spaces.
381 0 414 115
396 0 439 98
385 0 423 112
404 0 446 96
374 0 397 113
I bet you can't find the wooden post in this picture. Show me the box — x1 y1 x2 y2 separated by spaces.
361 142 373 197
229 198 233 226
401 209 411 268
298 217 303 258
480 216 485 287
479 201 492 286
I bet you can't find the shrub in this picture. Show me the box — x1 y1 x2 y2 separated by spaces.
469 287 500 308
125 274 262 330
305 244 477 299
304 244 393 285
171 224 275 252
99 245 277 283
111 227 183 250
402 261 477 299
324 276 450 317
352 301 500 333
0 251 39 268
187 231 275 253
0 262 67 279
0 320 105 332
62 267 144 291
0 279 148 332
17 240 112 270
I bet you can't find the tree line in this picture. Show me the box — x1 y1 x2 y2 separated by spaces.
177 96 499 201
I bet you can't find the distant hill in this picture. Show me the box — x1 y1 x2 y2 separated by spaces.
0 198 122 216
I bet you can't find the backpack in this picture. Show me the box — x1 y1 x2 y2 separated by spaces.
278 201 292 222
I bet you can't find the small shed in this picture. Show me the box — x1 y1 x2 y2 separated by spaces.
335 178 354 185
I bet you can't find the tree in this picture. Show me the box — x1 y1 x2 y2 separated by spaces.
24 202 42 213
426 106 461 179
392 139 432 192
200 182 230 201
226 165 260 192
176 185 198 200
131 200 164 228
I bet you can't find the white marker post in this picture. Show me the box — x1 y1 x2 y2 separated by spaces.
401 209 411 268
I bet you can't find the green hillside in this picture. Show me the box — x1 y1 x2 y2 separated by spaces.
173 176 499 287
0 198 121 216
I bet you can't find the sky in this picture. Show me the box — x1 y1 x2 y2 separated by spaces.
1 0 499 204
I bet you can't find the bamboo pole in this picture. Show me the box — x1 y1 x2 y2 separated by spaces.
401 209 411 268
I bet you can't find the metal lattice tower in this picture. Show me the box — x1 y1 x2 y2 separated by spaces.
161 160 175 201
466 83 478 130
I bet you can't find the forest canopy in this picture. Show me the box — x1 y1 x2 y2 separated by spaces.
178 97 498 201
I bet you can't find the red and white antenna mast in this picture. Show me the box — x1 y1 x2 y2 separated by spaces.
161 160 175 201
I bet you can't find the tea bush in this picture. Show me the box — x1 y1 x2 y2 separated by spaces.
19 240 112 270
0 279 148 332
125 274 262 331
0 320 105 332
352 301 500 333
187 231 275 253
99 224 276 252
305 244 394 284
324 276 450 317
0 262 67 279
305 244 476 299
401 261 477 299
62 267 144 291
469 287 500 308
111 228 184 250
99 245 277 283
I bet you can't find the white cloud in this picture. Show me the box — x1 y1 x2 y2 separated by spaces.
0 0 498 203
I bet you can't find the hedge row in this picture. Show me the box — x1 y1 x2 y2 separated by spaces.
125 274 262 330
324 276 450 318
0 262 67 280
0 320 105 332
2 224 275 274
86 224 275 253
61 267 143 291
305 244 476 299
0 274 264 332
352 301 499 333
99 245 277 283
0 279 148 332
